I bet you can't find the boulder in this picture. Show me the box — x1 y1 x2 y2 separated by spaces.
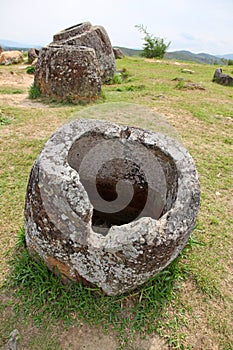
213 67 233 86
34 45 101 101
113 47 125 59
181 69 195 74
28 48 40 64
52 22 116 82
0 50 23 65
24 105 200 296
0 46 3 54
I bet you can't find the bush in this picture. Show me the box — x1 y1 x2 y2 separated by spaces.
29 84 41 99
135 24 170 59
105 73 122 85
227 59 233 66
26 65 36 74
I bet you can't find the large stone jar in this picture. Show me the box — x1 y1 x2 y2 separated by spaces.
24 105 200 296
34 45 102 101
52 22 116 83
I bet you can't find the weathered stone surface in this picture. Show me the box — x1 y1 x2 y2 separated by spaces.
0 46 3 54
213 67 233 86
113 47 125 59
52 22 116 82
181 68 195 74
34 45 101 101
24 106 200 296
0 50 23 65
53 22 92 42
0 330 19 350
28 48 39 64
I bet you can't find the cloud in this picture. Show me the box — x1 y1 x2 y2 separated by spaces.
181 33 196 41
0 0 233 54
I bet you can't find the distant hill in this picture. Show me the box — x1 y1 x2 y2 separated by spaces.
1 39 231 65
0 38 41 50
114 47 227 65
217 53 233 60
113 46 142 57
164 50 225 65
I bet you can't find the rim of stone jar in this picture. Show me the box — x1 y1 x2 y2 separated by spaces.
37 118 200 246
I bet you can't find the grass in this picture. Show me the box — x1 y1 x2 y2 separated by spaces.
0 110 13 125
26 65 36 74
0 57 232 349
0 87 24 94
2 227 195 349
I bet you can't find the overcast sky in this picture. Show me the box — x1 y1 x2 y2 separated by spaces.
1 0 233 55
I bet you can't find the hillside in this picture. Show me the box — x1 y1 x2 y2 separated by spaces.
114 46 227 65
165 50 225 64
217 53 233 60
0 38 41 51
114 46 229 65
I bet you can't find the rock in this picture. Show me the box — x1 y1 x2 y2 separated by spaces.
213 67 233 86
52 22 116 82
1 330 19 350
0 46 3 54
183 82 205 90
0 51 23 65
24 105 200 296
113 47 125 59
34 45 101 101
28 48 39 64
172 77 188 81
181 69 195 74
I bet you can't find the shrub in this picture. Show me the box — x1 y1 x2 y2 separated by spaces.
29 84 41 99
135 24 170 59
26 65 36 74
105 73 122 85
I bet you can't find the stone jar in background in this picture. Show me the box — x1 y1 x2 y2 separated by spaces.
34 45 102 101
52 22 116 83
33 22 116 101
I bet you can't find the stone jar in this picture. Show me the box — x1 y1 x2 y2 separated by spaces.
25 112 200 296
52 22 116 82
34 45 102 101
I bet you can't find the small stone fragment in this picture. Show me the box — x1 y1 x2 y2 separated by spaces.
1 330 19 350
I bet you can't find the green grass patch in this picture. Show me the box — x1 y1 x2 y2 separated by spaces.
28 84 41 99
0 87 24 94
26 65 36 74
2 228 198 348
0 110 13 125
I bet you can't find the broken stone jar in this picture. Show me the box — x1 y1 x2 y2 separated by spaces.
24 117 200 296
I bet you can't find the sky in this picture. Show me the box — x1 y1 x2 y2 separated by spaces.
1 0 233 55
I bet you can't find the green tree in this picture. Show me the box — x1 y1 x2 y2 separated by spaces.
135 24 171 59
